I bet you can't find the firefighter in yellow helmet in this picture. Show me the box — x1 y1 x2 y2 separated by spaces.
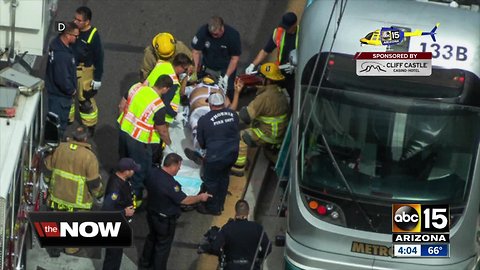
140 32 193 81
231 63 290 176
43 125 103 256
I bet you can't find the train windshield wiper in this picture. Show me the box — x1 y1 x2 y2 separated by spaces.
318 132 377 232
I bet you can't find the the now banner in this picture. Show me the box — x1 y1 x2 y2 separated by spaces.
355 52 432 76
29 212 132 247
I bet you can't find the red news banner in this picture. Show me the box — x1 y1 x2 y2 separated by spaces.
355 52 432 76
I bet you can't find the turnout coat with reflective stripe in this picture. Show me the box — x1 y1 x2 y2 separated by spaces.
118 83 165 143
44 141 101 209
247 85 290 144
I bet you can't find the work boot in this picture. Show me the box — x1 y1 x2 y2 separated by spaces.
184 148 203 165
64 247 80 255
230 165 245 177
196 203 221 216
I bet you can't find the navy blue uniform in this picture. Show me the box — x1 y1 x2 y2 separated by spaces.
72 27 104 81
191 24 241 100
45 35 77 137
197 108 239 213
212 219 271 270
101 174 134 270
140 167 187 270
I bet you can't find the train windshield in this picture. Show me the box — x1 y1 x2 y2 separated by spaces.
298 54 480 206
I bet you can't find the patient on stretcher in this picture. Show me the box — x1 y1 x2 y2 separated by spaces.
184 76 232 151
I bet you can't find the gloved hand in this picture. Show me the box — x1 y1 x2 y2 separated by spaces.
91 80 102 90
189 72 198 82
83 89 98 100
284 63 295 74
179 72 188 81
218 75 229 91
245 63 256 75
95 196 104 205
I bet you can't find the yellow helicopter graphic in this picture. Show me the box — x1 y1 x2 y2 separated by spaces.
360 23 440 46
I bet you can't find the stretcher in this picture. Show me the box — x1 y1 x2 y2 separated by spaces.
165 104 203 196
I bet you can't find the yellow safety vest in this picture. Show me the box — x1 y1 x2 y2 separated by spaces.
117 83 165 143
252 114 288 145
146 60 180 124
273 26 299 65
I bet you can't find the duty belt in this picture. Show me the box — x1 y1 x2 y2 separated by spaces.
227 258 260 265
230 259 248 264
149 210 178 220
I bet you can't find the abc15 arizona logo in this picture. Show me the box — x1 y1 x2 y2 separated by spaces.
392 204 449 233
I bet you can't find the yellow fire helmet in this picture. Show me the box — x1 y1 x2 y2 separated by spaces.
202 74 216 85
152 32 176 58
259 62 285 81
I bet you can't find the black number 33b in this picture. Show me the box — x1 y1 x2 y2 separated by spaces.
420 42 467 61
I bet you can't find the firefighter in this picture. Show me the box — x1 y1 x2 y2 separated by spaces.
191 16 241 101
194 93 240 215
140 32 193 81
44 126 103 255
231 63 290 177
245 12 298 101
117 74 174 207
45 21 79 139
70 6 105 136
144 53 193 125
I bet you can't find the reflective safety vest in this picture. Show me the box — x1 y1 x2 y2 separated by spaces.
272 26 299 65
252 114 288 145
145 60 180 123
117 83 165 143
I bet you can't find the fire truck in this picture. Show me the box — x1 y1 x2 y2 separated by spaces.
0 0 57 269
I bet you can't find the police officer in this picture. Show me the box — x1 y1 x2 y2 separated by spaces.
194 92 239 215
44 126 103 256
140 32 193 81
245 12 298 101
102 158 140 270
191 16 241 100
232 62 290 176
211 200 271 270
71 6 105 136
45 21 79 139
139 153 211 270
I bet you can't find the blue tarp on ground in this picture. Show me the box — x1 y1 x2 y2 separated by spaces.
175 175 202 196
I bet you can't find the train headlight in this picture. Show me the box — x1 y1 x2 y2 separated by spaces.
305 196 346 226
